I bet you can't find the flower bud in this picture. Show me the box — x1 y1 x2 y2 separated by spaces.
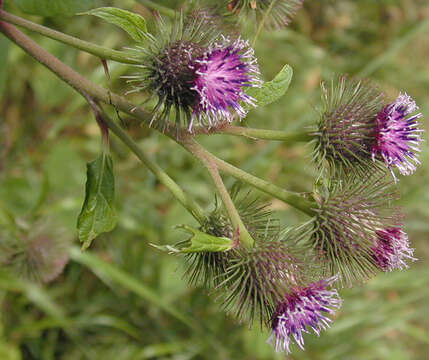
302 173 403 286
313 75 385 174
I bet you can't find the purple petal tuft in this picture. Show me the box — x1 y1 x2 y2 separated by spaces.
267 276 342 353
372 93 424 179
191 36 261 130
372 227 416 271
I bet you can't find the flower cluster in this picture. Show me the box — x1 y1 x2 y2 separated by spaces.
173 190 343 351
125 12 261 132
140 11 422 357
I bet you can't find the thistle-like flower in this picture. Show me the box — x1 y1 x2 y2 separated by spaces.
226 0 304 29
371 227 416 271
312 75 386 175
267 276 342 353
125 12 261 133
371 93 423 179
301 172 402 287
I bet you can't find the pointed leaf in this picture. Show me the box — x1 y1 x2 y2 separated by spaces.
246 64 293 108
77 154 117 250
152 225 234 254
81 7 147 41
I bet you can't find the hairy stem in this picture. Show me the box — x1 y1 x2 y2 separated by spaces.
252 0 277 47
101 112 207 224
207 125 313 142
183 139 255 248
0 10 139 64
182 139 316 217
0 20 206 224
136 0 176 18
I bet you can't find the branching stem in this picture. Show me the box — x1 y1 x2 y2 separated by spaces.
182 139 316 217
183 138 255 249
0 16 316 220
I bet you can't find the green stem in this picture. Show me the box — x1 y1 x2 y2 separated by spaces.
183 139 255 249
209 125 313 142
0 20 206 225
136 0 176 18
0 10 139 64
101 113 206 224
182 138 316 217
252 0 277 47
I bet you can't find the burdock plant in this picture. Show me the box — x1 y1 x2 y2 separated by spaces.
0 0 423 356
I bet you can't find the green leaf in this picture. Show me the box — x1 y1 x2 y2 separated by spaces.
151 225 234 254
77 153 117 250
81 7 147 41
245 64 293 109
13 0 100 17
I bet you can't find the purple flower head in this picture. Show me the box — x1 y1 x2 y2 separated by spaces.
372 227 416 271
267 276 342 353
125 13 260 132
372 93 423 179
191 36 261 130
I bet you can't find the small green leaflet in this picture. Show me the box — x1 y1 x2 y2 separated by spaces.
245 64 293 109
81 7 147 41
13 0 99 17
152 225 234 254
77 153 117 250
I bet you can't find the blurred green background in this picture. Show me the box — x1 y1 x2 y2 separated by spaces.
0 0 428 359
